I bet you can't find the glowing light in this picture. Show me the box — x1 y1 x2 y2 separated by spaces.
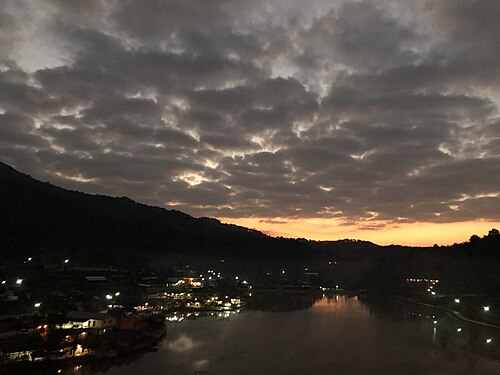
1 280 5 284
486 338 492 343
106 294 113 300
64 259 69 264
115 292 120 296
454 299 460 303
34 302 41 307
220 217 500 246
28 257 32 261
484 306 490 312
431 291 436 296
433 320 438 324
457 328 462 332
16 278 23 285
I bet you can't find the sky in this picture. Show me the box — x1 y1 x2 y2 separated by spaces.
0 0 499 246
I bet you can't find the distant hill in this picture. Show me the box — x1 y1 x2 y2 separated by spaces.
0 162 320 267
2 162 498 289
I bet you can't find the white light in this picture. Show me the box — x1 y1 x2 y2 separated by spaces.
484 306 490 312
235 276 239 280
486 338 492 343
1 280 5 285
115 292 120 296
282 270 285 274
454 299 460 303
34 302 41 307
64 259 69 264
16 279 23 285
106 294 113 300
457 328 462 332
431 291 436 296
433 320 438 324
28 257 32 261
336 285 339 289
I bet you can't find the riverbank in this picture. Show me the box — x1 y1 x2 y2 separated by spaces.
393 295 500 330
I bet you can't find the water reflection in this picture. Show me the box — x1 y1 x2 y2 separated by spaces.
27 293 500 374
361 296 500 365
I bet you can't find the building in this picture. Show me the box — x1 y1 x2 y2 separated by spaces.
61 311 117 335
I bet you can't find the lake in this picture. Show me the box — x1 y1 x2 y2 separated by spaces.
59 293 500 374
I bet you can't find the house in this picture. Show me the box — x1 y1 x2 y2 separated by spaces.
61 311 117 335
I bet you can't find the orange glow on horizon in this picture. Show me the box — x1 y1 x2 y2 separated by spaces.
218 217 500 246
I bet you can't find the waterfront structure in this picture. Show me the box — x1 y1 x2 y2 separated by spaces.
61 311 117 335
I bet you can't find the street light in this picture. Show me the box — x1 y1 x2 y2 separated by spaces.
484 306 490 312
454 298 460 303
115 292 120 296
457 328 462 332
106 294 113 300
34 302 41 308
486 338 492 344
64 259 69 264
16 278 23 285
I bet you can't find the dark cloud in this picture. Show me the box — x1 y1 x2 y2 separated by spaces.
1 0 499 227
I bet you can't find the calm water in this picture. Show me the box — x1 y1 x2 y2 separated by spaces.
63 294 500 374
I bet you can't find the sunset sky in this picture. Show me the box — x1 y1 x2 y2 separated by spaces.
0 1 499 246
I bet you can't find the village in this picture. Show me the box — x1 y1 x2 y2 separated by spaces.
0 257 249 369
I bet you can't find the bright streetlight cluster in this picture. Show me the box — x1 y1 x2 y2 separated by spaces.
106 292 121 300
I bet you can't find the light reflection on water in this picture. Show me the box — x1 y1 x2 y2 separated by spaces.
69 294 500 375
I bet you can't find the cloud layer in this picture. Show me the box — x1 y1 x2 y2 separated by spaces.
1 0 499 231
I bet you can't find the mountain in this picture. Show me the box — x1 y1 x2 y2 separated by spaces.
0 162 319 267
2 162 499 290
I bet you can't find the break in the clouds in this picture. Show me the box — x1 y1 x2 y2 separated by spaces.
1 0 499 230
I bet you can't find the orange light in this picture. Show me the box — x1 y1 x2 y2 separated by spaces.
219 217 500 246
